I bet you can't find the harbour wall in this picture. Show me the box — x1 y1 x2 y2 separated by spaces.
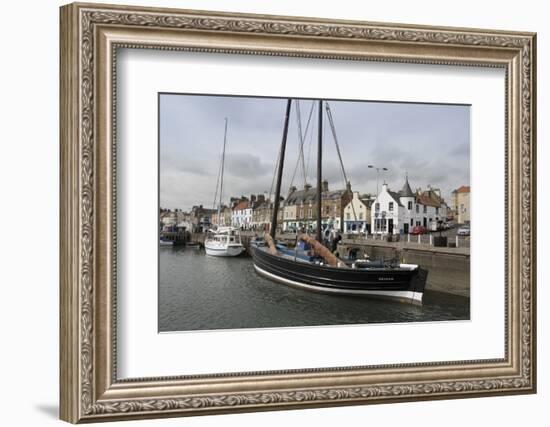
190 232 470 298
337 239 470 298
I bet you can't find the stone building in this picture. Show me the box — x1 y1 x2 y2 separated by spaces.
321 181 353 232
211 205 232 227
251 198 283 232
451 185 470 224
282 184 317 232
190 205 216 232
282 180 352 232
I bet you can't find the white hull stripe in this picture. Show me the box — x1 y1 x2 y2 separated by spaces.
253 264 423 303
205 247 245 257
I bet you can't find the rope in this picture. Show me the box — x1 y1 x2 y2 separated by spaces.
289 101 315 191
325 102 358 225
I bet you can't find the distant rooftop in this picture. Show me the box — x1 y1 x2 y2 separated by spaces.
455 185 470 194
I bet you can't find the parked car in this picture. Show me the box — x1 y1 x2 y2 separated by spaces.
410 226 428 235
457 225 470 236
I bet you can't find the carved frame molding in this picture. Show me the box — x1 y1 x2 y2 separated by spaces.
60 2 536 423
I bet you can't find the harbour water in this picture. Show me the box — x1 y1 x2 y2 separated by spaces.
159 246 470 332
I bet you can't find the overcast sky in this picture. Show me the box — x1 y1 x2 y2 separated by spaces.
160 94 470 211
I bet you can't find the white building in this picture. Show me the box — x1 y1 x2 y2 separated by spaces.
371 177 448 234
343 192 373 234
232 200 252 229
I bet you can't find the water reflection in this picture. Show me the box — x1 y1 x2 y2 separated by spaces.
159 246 470 332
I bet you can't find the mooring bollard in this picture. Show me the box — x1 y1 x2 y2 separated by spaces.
417 234 421 244
408 234 411 243
456 236 459 248
429 235 433 246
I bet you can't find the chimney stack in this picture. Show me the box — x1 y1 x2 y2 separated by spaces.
322 180 329 192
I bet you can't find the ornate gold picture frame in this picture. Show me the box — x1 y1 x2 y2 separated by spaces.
60 2 536 423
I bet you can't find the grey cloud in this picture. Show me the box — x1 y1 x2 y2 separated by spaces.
224 153 273 179
160 94 470 210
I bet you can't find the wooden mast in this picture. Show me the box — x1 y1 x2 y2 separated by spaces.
316 100 323 243
270 99 292 240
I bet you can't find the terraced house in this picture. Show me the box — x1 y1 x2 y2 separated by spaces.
282 180 352 232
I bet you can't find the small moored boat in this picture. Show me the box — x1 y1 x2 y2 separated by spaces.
204 118 245 258
159 238 174 247
205 226 245 257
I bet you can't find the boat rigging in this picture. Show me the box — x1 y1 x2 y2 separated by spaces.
250 99 427 303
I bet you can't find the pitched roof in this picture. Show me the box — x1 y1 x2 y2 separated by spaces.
387 190 405 207
456 185 470 193
322 189 349 200
399 176 415 198
233 200 250 211
254 200 273 210
285 187 317 205
416 190 444 208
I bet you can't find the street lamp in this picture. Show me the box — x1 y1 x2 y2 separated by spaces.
368 165 389 196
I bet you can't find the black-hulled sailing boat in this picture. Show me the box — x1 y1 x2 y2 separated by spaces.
249 99 427 304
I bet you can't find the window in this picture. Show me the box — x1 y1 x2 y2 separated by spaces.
408 201 413 210
359 212 363 220
436 207 439 215
410 218 414 226
416 204 419 213
375 203 380 211
389 202 394 211
346 213 350 220
423 205 427 213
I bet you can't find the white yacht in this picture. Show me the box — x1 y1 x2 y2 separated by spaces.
204 118 245 257
204 227 245 257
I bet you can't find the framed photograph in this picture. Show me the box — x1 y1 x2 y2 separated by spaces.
60 2 537 423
